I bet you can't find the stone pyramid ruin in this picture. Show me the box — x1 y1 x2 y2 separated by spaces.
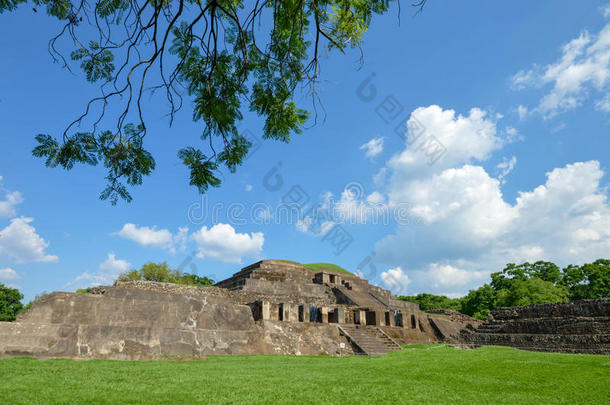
0 260 477 359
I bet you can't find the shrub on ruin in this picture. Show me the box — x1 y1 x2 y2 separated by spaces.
117 262 215 287
118 262 180 283
180 273 215 287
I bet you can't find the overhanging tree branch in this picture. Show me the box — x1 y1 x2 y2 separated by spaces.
0 0 424 203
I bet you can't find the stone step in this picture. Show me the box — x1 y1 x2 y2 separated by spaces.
333 286 386 308
339 326 400 356
464 332 610 352
475 318 610 335
491 299 609 321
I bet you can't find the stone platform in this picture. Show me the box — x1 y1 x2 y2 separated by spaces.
460 298 610 354
0 260 477 359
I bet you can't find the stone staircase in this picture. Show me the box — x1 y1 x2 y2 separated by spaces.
333 286 387 308
339 325 401 356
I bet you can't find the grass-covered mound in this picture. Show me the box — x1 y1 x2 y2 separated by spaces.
303 262 353 275
1 346 606 404
273 260 354 275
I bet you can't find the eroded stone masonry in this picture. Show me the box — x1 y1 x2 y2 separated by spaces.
2 260 606 359
461 298 610 354
0 260 478 359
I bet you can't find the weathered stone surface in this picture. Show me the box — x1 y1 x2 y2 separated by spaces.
0 260 472 359
461 298 610 354
262 321 352 356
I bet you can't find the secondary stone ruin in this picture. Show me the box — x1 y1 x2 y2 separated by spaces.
461 298 610 354
0 260 477 359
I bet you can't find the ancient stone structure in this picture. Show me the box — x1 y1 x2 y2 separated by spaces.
0 260 477 359
460 298 610 354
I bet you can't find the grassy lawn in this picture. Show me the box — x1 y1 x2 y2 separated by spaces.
1 346 607 404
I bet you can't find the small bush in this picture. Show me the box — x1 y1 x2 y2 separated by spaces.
118 262 214 287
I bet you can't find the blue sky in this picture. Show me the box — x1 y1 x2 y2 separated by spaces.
1 1 610 302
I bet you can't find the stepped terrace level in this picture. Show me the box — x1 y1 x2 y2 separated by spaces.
461 298 610 354
0 260 477 359
215 260 417 310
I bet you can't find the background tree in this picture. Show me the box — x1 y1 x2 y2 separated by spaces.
495 278 568 308
0 284 24 321
1 0 425 203
460 284 496 320
562 259 610 300
397 293 462 311
118 261 215 286
399 259 609 320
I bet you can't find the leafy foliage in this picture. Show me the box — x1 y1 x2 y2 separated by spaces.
397 293 462 312
561 259 610 300
117 261 215 286
70 41 115 83
0 284 24 321
0 0 418 203
399 259 609 320
33 125 156 204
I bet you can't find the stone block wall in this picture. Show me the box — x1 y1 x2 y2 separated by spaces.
461 298 610 354
0 286 354 359
0 260 480 359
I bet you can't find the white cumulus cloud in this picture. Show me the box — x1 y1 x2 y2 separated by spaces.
115 223 187 253
376 158 610 294
516 105 528 120
511 21 610 118
360 137 384 159
426 263 488 288
66 253 132 289
192 223 264 264
381 266 410 295
359 104 610 296
596 95 610 112
0 217 58 263
116 223 173 248
389 105 503 176
497 156 517 184
0 268 21 281
99 253 131 276
332 190 388 225
0 176 23 218
0 191 23 218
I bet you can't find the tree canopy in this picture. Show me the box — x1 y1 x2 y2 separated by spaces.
399 259 610 320
117 261 215 286
0 284 24 321
1 0 424 203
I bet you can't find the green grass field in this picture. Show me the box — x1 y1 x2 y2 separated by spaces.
0 345 607 404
